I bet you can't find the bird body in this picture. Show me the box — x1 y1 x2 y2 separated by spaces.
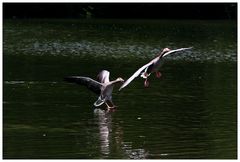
140 56 165 79
65 70 124 109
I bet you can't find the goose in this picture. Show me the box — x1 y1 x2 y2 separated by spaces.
119 47 192 91
65 70 124 109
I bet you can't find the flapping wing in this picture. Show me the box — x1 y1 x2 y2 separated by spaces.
162 47 193 58
64 76 102 94
119 61 154 91
97 70 110 83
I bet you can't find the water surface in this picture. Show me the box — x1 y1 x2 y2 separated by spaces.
3 19 237 159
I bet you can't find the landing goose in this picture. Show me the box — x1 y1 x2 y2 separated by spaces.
119 47 192 90
65 70 124 109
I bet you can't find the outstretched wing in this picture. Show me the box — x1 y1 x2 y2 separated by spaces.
64 76 102 94
119 61 155 91
161 47 193 58
97 70 110 83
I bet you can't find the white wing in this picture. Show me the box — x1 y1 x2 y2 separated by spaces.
97 70 110 83
162 47 192 58
119 61 155 91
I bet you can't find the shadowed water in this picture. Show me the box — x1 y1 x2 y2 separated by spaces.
3 19 237 159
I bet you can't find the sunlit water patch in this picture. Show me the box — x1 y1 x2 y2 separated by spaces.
4 40 236 62
4 19 237 62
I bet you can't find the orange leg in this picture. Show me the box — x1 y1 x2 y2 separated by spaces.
156 71 162 78
105 102 112 109
105 100 117 109
144 79 149 87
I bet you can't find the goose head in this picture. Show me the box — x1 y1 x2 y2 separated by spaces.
162 48 171 54
116 77 124 82
158 48 171 58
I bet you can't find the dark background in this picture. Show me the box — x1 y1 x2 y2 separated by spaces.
3 3 237 20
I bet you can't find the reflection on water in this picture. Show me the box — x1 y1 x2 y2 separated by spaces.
3 19 237 159
94 109 111 156
94 108 147 159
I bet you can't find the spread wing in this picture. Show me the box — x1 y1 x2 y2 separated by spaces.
64 76 102 94
162 47 193 58
97 70 110 83
119 60 155 91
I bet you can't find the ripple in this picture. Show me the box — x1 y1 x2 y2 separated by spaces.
4 81 59 85
4 81 25 84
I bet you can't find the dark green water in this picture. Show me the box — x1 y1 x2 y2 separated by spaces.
3 19 237 159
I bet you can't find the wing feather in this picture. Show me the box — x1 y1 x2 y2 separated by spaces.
162 47 192 58
119 61 154 91
64 76 102 94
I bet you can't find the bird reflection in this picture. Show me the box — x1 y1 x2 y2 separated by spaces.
93 108 148 159
94 108 112 157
